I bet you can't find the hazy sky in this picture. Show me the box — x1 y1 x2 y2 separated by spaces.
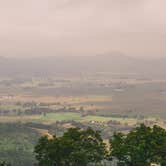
0 0 166 57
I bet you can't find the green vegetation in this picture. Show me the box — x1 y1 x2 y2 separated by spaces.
40 113 82 123
0 123 40 166
0 162 11 166
110 124 166 166
35 128 107 166
0 124 166 165
0 112 156 126
34 125 166 166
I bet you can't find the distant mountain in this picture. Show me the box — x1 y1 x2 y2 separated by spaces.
0 53 166 78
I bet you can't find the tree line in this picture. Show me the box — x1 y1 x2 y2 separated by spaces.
1 124 166 166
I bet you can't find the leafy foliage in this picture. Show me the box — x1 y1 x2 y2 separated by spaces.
1 124 166 166
110 124 166 166
34 128 107 166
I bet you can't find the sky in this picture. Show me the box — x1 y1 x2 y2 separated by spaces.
0 0 166 57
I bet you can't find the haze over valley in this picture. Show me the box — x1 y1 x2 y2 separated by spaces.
0 0 166 165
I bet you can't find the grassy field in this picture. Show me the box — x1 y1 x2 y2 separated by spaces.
0 112 149 126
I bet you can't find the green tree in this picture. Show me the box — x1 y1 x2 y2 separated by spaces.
110 124 166 166
34 128 107 166
0 162 11 166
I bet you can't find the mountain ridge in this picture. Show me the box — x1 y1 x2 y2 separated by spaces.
0 54 165 78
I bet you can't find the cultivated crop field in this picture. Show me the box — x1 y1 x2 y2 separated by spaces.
0 112 164 129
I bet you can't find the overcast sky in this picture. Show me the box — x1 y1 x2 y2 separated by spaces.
0 0 166 57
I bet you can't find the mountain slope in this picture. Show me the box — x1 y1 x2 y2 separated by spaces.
0 54 165 78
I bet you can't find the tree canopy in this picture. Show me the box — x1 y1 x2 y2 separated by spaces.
110 124 166 166
34 124 166 166
34 127 107 166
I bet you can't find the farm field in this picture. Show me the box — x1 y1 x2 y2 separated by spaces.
0 113 133 124
0 112 164 128
0 74 166 165
1 75 166 117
